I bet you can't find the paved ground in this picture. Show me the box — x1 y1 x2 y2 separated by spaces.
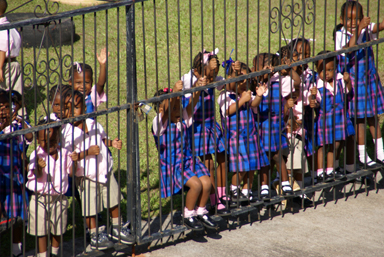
23 173 384 257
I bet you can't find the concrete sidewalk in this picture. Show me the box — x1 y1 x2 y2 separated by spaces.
144 182 384 257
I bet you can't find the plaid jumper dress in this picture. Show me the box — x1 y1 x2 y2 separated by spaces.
259 81 288 153
0 124 29 220
302 69 318 156
153 120 209 198
315 76 355 147
220 91 269 173
336 26 384 118
189 88 226 157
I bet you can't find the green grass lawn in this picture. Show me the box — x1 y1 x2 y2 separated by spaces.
1 0 384 254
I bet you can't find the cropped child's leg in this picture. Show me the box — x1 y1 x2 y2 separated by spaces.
51 235 61 255
345 135 355 172
195 175 218 228
38 236 48 254
368 117 384 163
259 166 270 199
356 119 379 167
273 151 293 195
185 176 202 211
212 152 230 213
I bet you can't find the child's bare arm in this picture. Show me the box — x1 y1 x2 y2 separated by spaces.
16 117 33 142
71 145 100 162
103 138 122 150
0 51 4 82
343 72 352 92
96 47 110 95
35 157 45 178
226 91 252 116
251 83 267 107
186 77 206 117
372 18 384 33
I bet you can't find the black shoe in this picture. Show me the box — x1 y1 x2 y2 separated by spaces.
197 214 219 229
293 196 313 208
281 185 294 196
183 216 204 231
110 222 135 245
90 231 114 250
358 160 382 170
260 188 270 201
230 188 248 202
247 191 259 202
315 173 332 183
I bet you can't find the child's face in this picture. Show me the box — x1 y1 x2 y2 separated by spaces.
0 101 10 124
160 98 182 123
70 71 93 96
292 41 310 74
341 6 362 34
228 68 251 93
318 60 335 83
206 58 219 82
67 95 85 125
52 95 71 120
38 128 58 155
253 58 272 82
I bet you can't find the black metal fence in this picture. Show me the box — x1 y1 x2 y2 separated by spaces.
0 0 383 256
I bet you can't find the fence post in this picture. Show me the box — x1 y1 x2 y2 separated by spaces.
126 3 142 243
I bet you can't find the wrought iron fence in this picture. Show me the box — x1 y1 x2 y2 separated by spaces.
0 0 383 256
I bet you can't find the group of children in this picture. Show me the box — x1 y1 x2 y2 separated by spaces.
1 0 384 254
0 46 135 256
151 0 384 229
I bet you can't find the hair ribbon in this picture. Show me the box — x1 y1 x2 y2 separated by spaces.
73 62 83 73
221 49 234 75
203 48 219 64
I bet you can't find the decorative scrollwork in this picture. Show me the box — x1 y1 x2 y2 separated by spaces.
34 0 60 18
269 0 315 37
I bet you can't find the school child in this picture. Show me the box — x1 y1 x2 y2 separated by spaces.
180 49 229 215
335 1 384 170
0 1 26 119
152 79 219 230
287 38 320 179
218 60 269 201
26 118 75 257
68 47 109 114
65 90 133 249
0 91 29 257
253 53 300 197
49 84 72 121
310 51 355 182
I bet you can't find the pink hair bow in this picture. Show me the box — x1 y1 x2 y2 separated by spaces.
203 48 219 64
163 88 173 93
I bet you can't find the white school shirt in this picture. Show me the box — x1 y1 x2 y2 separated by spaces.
308 73 348 103
335 23 377 56
268 73 296 98
152 109 193 137
27 147 72 195
62 119 112 183
181 69 225 98
217 90 258 117
0 17 21 58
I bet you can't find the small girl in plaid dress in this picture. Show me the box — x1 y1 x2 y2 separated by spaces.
310 52 354 182
335 1 384 168
253 53 300 198
0 91 30 257
68 47 109 114
181 49 229 216
218 60 269 202
152 80 218 231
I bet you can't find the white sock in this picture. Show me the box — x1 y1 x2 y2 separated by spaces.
358 145 374 164
326 168 334 175
334 160 339 169
242 189 249 196
261 185 269 195
317 169 324 176
112 217 120 225
12 243 22 256
281 181 291 191
296 180 303 189
38 252 47 257
51 246 59 255
230 184 238 192
346 164 354 172
90 227 97 234
373 138 384 160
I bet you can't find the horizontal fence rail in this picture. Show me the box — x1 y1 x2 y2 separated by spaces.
0 0 383 256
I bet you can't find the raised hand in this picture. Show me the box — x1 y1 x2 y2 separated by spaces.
358 17 371 32
256 83 268 97
96 47 110 65
173 80 183 92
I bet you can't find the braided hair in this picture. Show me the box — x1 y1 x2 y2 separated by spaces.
253 53 278 70
69 62 93 79
315 50 336 73
49 84 72 103
192 51 220 76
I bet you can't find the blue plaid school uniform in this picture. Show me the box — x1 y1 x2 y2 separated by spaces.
259 81 288 153
342 30 384 118
0 124 29 220
315 76 355 147
85 92 95 114
152 120 209 198
220 91 269 173
302 69 318 156
189 88 226 157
